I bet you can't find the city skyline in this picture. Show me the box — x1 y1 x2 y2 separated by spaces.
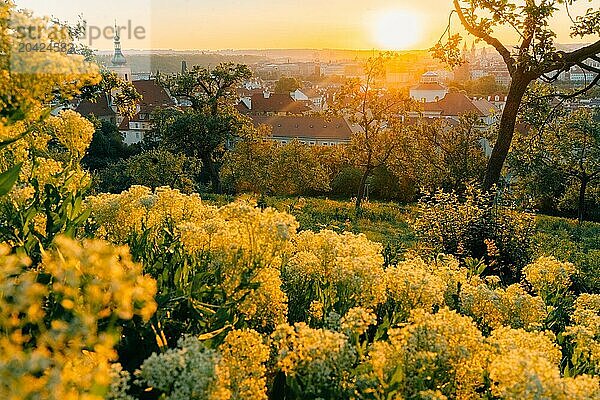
13 0 595 51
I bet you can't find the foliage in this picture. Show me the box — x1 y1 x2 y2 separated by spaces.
331 53 416 212
0 237 156 399
95 149 202 194
222 138 332 196
273 76 302 94
136 330 268 400
405 115 489 192
414 185 536 281
433 0 600 189
512 108 600 222
82 119 132 171
284 230 386 323
270 323 356 399
448 75 503 97
155 63 253 192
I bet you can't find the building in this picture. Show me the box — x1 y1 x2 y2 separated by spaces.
238 92 311 115
249 115 352 146
107 24 132 83
291 88 325 111
410 72 449 103
119 79 176 145
408 91 500 126
74 94 118 125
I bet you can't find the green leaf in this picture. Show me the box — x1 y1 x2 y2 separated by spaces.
0 163 22 196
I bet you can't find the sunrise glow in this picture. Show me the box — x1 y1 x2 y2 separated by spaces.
373 9 423 50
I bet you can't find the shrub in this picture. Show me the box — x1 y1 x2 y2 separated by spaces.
414 185 536 282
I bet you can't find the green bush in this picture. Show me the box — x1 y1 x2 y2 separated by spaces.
414 186 536 282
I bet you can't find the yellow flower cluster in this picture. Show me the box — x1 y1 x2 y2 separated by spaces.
488 339 600 400
286 230 387 310
87 186 206 243
523 256 576 297
218 329 270 400
460 279 547 331
0 236 156 400
340 307 377 336
45 110 96 159
385 257 447 318
359 308 488 399
564 294 600 374
271 322 356 397
44 236 157 322
88 187 298 328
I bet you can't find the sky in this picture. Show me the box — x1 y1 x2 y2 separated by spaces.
13 0 595 51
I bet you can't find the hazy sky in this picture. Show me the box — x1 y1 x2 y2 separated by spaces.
13 0 594 51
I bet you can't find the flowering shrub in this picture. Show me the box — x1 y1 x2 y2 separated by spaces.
460 279 547 332
270 323 356 399
137 329 268 400
0 237 156 399
355 308 489 399
284 230 386 323
414 185 536 282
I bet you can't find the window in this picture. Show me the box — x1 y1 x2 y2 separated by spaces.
281 140 287 144
135 132 140 139
322 142 328 146
309 141 315 146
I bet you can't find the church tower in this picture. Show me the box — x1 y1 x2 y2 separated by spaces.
108 23 132 82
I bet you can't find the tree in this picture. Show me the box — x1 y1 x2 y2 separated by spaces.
81 118 131 171
332 54 415 212
407 114 489 192
274 76 302 94
156 63 252 192
514 109 600 222
222 134 332 196
449 75 502 97
433 0 600 190
97 148 202 194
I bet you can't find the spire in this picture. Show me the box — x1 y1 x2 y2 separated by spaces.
111 22 127 66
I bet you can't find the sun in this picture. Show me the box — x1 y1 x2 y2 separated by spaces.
373 10 422 50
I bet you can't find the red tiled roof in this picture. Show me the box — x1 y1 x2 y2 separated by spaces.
132 80 175 107
250 93 310 114
75 94 116 118
422 92 486 116
119 117 130 130
250 115 352 140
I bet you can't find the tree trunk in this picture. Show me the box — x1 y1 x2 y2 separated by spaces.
202 153 222 194
578 177 588 223
355 167 371 214
483 76 531 191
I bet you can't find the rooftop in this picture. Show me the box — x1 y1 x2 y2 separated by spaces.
250 115 352 140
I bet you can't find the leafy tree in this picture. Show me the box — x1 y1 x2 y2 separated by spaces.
96 148 202 194
156 63 252 192
81 118 131 171
514 109 600 222
222 135 331 196
274 76 302 94
433 0 600 190
332 54 416 212
407 114 489 192
449 75 502 97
